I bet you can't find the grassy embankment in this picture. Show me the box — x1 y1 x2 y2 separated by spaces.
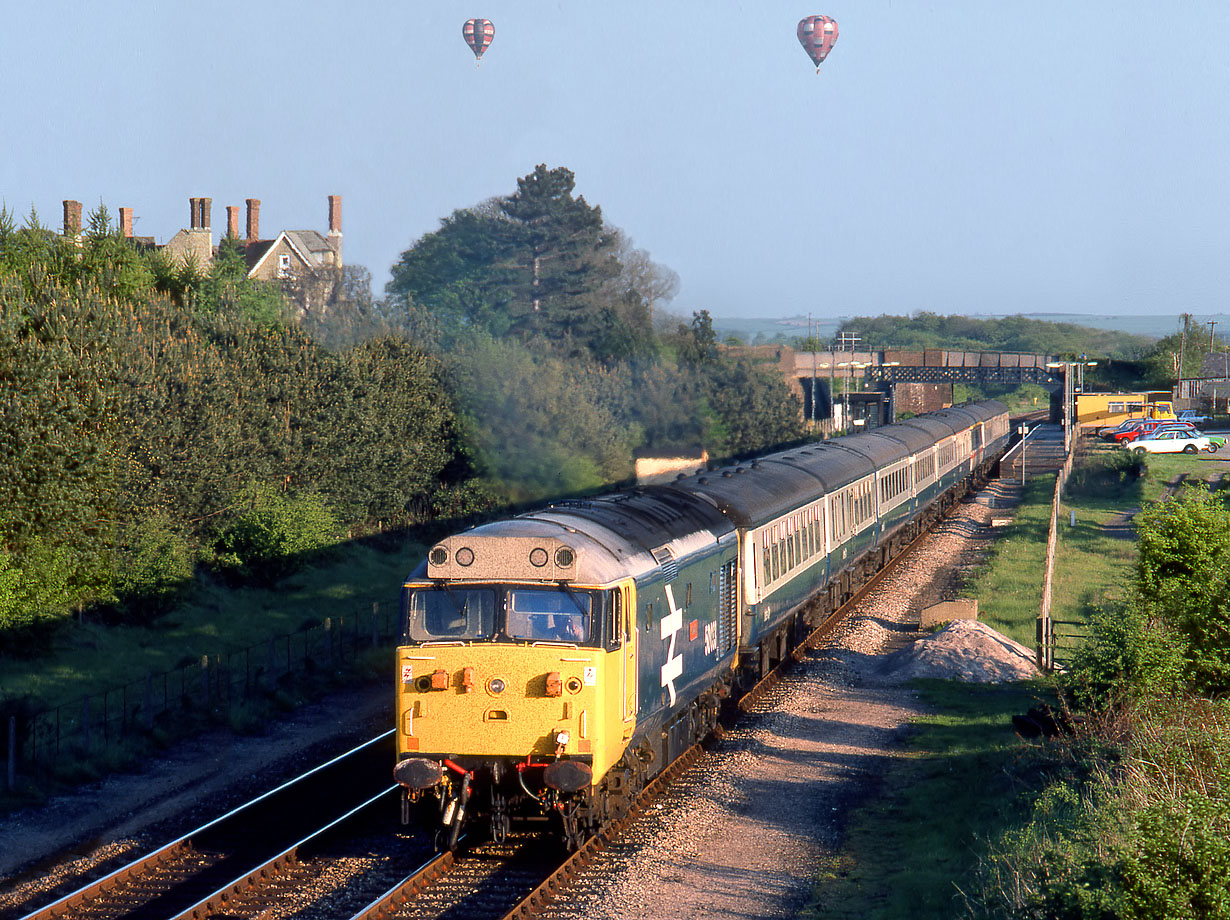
1 536 424 733
801 443 1227 920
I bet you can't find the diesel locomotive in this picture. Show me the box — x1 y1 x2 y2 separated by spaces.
393 401 1011 849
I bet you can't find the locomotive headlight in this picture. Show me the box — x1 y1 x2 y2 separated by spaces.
555 730 570 746
488 677 506 694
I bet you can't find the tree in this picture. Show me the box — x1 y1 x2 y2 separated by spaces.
674 310 719 366
387 165 650 362
1141 314 1210 389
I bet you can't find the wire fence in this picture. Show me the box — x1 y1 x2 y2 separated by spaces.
1037 432 1081 670
4 602 398 791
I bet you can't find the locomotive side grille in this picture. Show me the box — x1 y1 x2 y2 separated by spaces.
717 560 737 652
651 546 679 582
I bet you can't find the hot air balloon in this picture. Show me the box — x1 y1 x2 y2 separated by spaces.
797 15 838 72
463 18 495 64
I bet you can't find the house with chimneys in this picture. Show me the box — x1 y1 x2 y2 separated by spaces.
61 195 342 282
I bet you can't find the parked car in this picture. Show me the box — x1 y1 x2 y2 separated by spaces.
1116 420 1197 443
1126 430 1219 454
1102 419 1149 440
1177 409 1213 425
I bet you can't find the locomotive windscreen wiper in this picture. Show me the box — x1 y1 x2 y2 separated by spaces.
559 584 590 616
441 584 469 621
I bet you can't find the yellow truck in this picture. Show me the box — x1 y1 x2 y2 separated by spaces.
1076 393 1175 427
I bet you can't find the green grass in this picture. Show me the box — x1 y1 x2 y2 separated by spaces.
0 536 426 713
800 680 1056 920
969 474 1055 647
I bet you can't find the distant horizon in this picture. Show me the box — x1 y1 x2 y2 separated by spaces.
704 310 1222 343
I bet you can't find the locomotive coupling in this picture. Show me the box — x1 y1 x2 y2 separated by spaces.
543 759 592 792
394 757 444 790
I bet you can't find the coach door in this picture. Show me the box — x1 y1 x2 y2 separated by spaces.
620 584 637 726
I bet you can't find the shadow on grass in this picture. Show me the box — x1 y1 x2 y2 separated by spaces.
799 678 1059 920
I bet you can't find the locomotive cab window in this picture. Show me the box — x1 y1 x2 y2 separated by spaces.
507 588 592 643
402 587 496 642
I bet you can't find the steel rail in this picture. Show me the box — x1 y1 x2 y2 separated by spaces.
497 743 706 920
349 846 460 920
168 786 398 920
18 730 395 920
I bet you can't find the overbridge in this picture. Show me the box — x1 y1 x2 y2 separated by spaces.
741 346 1062 432
792 349 1060 386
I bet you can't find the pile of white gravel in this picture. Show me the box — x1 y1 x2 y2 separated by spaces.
878 619 1040 684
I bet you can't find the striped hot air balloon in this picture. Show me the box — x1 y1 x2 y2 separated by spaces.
797 15 838 73
463 18 495 64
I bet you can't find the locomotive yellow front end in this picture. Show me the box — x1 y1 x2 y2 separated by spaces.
394 527 638 850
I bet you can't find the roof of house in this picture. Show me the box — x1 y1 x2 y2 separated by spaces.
1199 354 1230 378
243 239 276 273
245 230 334 277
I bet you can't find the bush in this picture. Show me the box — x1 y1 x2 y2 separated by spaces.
1134 488 1230 693
1064 600 1186 710
1120 795 1230 918
1066 450 1144 498
112 514 196 621
213 484 338 584
0 538 80 632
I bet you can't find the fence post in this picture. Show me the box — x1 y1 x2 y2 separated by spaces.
372 603 380 648
266 636 277 692
324 617 333 666
7 715 15 792
201 655 210 706
145 674 154 731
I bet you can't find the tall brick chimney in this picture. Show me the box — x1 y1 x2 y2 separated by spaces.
327 194 343 266
118 207 134 238
328 195 342 234
189 197 200 230
245 198 260 242
62 200 83 236
200 198 212 230
226 206 239 239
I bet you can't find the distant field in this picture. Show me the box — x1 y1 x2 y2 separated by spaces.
710 311 1220 344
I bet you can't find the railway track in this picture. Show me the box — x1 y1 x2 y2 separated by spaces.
13 733 411 920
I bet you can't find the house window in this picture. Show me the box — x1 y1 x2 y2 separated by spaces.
277 254 292 278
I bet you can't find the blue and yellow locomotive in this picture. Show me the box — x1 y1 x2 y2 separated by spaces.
394 401 1010 849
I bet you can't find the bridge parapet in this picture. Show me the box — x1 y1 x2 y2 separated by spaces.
791 349 1058 384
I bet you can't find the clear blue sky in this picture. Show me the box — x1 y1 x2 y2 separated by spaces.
3 1 1227 321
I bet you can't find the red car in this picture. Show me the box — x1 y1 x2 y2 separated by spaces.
1116 420 1196 443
